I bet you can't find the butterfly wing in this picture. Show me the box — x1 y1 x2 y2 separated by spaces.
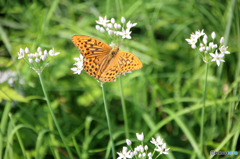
71 35 111 57
71 35 112 78
99 51 142 82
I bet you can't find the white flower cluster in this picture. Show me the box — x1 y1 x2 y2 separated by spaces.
71 54 84 75
117 132 170 159
17 47 60 74
185 29 230 66
95 16 137 45
0 70 23 87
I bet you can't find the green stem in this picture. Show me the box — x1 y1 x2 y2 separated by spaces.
38 74 74 159
118 76 129 139
48 114 60 159
102 85 116 159
200 63 208 158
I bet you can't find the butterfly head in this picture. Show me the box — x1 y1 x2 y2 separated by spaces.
110 46 119 57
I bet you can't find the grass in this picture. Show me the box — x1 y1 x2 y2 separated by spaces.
0 0 240 158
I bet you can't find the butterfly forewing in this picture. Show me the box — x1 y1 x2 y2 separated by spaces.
72 35 112 79
71 35 111 57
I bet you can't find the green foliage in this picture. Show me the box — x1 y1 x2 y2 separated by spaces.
0 0 240 158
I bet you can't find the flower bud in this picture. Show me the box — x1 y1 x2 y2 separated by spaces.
111 18 115 23
35 58 40 63
96 25 100 30
211 32 216 39
37 47 41 52
121 17 126 23
25 47 29 53
126 139 132 145
29 58 33 63
220 37 224 43
100 27 105 33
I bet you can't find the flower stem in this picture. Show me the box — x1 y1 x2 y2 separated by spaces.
102 85 116 159
200 63 208 157
118 76 129 139
38 74 74 159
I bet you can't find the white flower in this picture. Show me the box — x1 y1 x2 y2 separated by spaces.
206 46 210 51
114 23 118 29
109 42 116 47
96 16 109 25
220 37 224 43
121 17 126 23
138 154 142 158
126 20 137 29
40 55 46 61
111 18 115 23
49 48 60 56
219 46 230 54
126 139 132 145
209 42 213 48
28 54 33 58
185 35 198 46
150 136 163 146
199 47 204 52
120 28 132 39
35 58 40 63
71 67 83 75
107 23 113 28
161 143 170 154
144 145 148 150
25 47 29 53
194 29 205 38
210 50 225 66
154 145 162 154
212 44 218 49
44 50 48 57
142 152 146 157
37 47 41 52
96 25 100 30
117 24 121 29
148 152 152 157
136 132 144 141
29 58 33 63
191 44 196 49
100 27 105 33
18 48 25 59
108 30 113 35
203 35 208 44
211 32 216 39
117 146 132 159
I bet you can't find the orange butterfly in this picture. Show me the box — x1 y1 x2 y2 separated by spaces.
71 35 142 82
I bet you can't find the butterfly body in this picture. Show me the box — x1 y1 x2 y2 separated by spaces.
72 35 142 82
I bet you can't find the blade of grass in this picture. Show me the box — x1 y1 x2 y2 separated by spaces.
35 129 50 159
118 76 129 139
0 101 11 159
9 114 27 159
72 136 81 159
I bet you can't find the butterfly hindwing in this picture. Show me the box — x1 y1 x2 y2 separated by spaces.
117 51 143 74
99 51 142 82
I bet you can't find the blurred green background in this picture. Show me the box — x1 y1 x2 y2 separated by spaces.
0 0 240 158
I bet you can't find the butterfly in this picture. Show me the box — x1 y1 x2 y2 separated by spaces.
71 35 142 82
